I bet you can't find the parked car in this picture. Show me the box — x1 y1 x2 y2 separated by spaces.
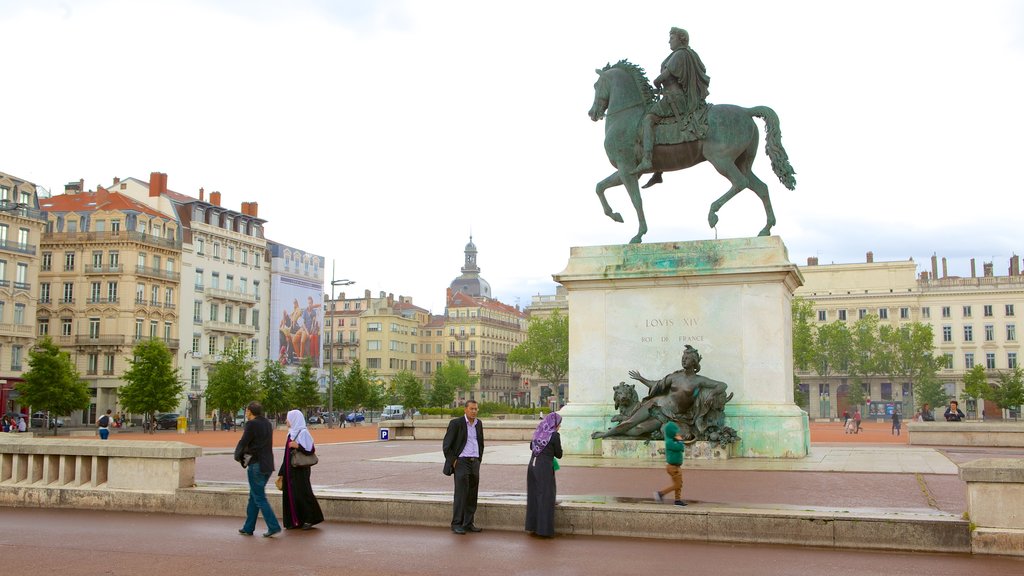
31 411 64 428
345 411 366 423
307 414 323 425
380 405 405 420
154 413 180 430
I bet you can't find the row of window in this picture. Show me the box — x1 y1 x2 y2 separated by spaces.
940 323 1016 343
39 281 173 306
942 351 1018 370
41 251 175 273
192 300 260 327
0 185 33 206
817 304 1017 322
195 237 262 267
194 269 259 295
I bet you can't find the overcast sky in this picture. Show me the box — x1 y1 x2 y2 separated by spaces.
3 0 1022 312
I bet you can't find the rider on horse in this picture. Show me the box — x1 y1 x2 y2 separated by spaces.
634 27 711 175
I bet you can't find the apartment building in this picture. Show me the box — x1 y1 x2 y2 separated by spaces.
38 179 183 423
0 171 49 416
445 289 526 404
795 252 1024 420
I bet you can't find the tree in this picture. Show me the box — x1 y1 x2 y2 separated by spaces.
118 339 184 434
17 336 89 434
291 360 322 412
813 320 852 394
259 360 294 422
848 315 881 387
914 373 949 414
392 370 424 412
204 339 259 421
508 309 569 392
791 297 816 372
427 377 456 408
961 364 992 406
338 360 373 410
990 367 1024 419
878 323 942 393
364 378 386 411
434 359 478 402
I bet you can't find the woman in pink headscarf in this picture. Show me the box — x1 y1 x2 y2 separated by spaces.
525 411 562 538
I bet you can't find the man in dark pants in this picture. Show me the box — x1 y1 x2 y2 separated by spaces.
234 401 281 537
442 400 484 535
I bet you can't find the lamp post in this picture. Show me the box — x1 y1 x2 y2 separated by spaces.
326 260 354 429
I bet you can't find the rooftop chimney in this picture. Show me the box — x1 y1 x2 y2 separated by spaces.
1011 255 1020 276
866 251 874 263
210 191 221 206
984 262 994 277
920 271 930 281
248 201 258 217
942 257 948 278
199 187 205 202
971 258 977 278
240 202 249 216
931 254 938 279
148 172 167 197
112 176 120 185
806 256 818 266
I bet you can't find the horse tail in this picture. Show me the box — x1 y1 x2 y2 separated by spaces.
748 106 796 191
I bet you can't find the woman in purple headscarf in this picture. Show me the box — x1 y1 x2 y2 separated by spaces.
525 411 563 538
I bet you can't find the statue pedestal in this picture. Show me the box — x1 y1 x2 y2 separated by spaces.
554 237 809 458
599 439 731 460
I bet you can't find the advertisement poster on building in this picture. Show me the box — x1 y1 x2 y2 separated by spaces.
271 275 323 369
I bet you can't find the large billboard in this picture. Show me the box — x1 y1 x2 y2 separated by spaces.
270 275 323 369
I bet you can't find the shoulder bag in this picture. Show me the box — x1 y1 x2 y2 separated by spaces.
290 448 319 468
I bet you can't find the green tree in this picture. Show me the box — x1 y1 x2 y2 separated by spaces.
338 360 373 410
291 360 322 412
259 360 294 423
118 339 184 434
878 322 942 394
364 378 386 411
17 336 90 434
848 315 881 387
990 367 1024 419
961 364 992 406
434 359 478 402
914 373 949 414
813 320 852 395
846 381 867 409
392 370 424 412
427 378 456 407
508 309 569 393
791 297 816 372
204 339 259 421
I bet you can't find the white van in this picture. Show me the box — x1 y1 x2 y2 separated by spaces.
381 405 405 420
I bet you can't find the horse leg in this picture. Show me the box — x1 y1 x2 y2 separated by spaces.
747 171 776 236
596 171 624 223
704 150 749 229
621 169 647 243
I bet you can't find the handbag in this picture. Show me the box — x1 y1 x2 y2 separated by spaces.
274 475 284 490
290 448 319 468
552 457 560 471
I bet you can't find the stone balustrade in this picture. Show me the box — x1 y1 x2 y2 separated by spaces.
0 436 202 493
908 422 1024 447
960 458 1024 556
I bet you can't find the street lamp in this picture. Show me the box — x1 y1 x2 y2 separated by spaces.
326 261 354 429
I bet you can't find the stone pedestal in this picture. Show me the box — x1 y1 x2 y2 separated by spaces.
960 458 1024 556
554 237 809 458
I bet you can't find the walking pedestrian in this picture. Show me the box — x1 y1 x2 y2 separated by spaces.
891 411 901 436
278 409 324 530
854 409 862 433
653 420 687 507
233 401 281 537
96 409 112 440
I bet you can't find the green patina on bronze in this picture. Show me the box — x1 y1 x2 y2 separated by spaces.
588 28 797 244
619 241 724 273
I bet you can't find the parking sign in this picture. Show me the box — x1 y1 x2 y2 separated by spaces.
379 427 390 441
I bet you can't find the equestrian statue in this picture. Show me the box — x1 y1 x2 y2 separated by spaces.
589 27 796 244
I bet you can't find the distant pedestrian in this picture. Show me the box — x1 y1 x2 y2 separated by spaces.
653 420 687 507
854 409 862 433
525 412 562 538
891 411 901 436
944 400 965 422
920 403 935 422
233 401 281 537
842 409 849 427
17 416 25 433
97 409 112 440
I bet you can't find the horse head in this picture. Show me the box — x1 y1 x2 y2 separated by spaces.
589 66 612 121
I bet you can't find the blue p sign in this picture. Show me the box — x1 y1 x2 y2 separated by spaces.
379 427 390 441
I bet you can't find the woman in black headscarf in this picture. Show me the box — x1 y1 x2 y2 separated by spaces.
278 410 324 530
525 411 562 538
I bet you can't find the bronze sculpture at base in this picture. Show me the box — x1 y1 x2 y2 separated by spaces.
592 346 739 447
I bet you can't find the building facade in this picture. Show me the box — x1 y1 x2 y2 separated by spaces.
795 252 1024 420
0 171 49 416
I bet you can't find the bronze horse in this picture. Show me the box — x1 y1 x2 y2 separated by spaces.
589 60 796 243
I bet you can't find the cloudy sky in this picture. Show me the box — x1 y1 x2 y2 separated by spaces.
3 0 1022 312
